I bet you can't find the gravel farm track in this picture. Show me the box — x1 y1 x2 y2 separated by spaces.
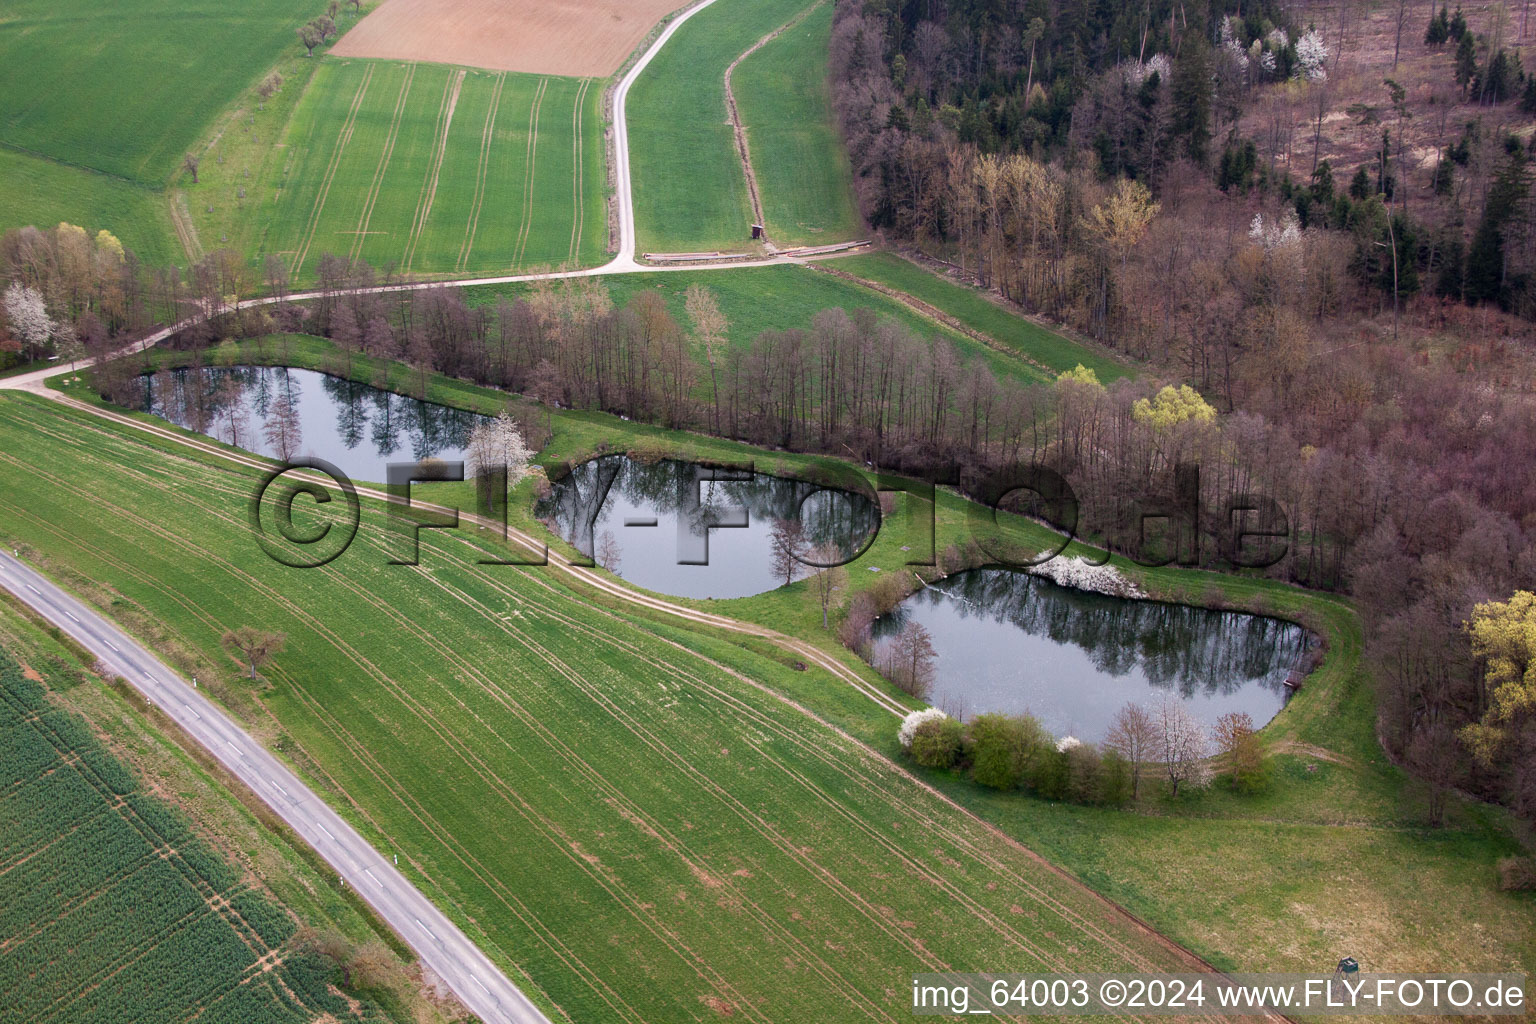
0 2 1295 1022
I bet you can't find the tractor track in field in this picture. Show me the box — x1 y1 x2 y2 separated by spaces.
403 68 464 275
512 78 549 268
350 63 417 266
457 72 506 273
0 390 1291 1024
567 79 590 267
293 64 374 279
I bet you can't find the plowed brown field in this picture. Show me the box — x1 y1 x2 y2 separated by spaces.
330 0 686 77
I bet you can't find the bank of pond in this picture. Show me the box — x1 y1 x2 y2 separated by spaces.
134 365 1310 762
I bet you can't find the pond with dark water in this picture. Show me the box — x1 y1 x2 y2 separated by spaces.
140 365 488 482
537 455 880 599
875 568 1309 742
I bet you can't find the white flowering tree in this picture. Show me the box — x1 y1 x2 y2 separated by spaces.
3 282 53 359
1295 28 1329 81
1154 693 1212 796
898 708 948 750
467 410 533 514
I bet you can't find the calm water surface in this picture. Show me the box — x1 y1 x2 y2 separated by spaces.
876 568 1308 741
141 365 488 481
537 455 879 599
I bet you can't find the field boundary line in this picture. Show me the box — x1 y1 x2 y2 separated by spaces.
513 78 548 268
567 79 590 267
458 72 506 273
403 69 465 275
350 63 417 266
723 0 827 248
293 65 375 279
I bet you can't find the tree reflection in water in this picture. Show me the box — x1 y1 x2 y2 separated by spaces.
139 366 487 481
538 455 880 600
875 568 1310 740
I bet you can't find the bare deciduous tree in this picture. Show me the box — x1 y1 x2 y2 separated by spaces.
297 21 323 56
222 627 286 680
1104 702 1157 799
596 529 622 573
182 153 200 184
807 544 848 629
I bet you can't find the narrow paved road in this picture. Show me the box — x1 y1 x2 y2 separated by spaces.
0 550 553 1024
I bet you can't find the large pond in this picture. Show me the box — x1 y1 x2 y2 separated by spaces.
140 366 488 481
875 568 1309 742
537 455 879 599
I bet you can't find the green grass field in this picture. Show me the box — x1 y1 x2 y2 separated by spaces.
235 59 606 282
733 2 863 246
0 150 179 267
0 391 1214 1022
828 252 1133 381
0 639 399 1024
0 0 320 184
628 0 819 254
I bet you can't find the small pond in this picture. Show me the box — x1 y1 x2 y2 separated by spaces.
537 455 879 599
140 366 489 482
875 568 1309 742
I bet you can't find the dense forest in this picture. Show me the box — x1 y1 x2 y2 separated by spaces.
831 0 1536 820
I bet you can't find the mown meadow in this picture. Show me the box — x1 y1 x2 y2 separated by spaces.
827 252 1133 381
627 0 821 254
458 263 1059 387
0 391 1210 1023
733 2 865 247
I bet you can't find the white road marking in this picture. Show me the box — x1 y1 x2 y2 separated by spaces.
64 610 79 622
473 977 490 994
227 740 241 754
365 868 383 889
184 704 201 720
268 777 289 797
24 583 40 594
318 823 336 842
415 918 440 943
105 641 120 653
